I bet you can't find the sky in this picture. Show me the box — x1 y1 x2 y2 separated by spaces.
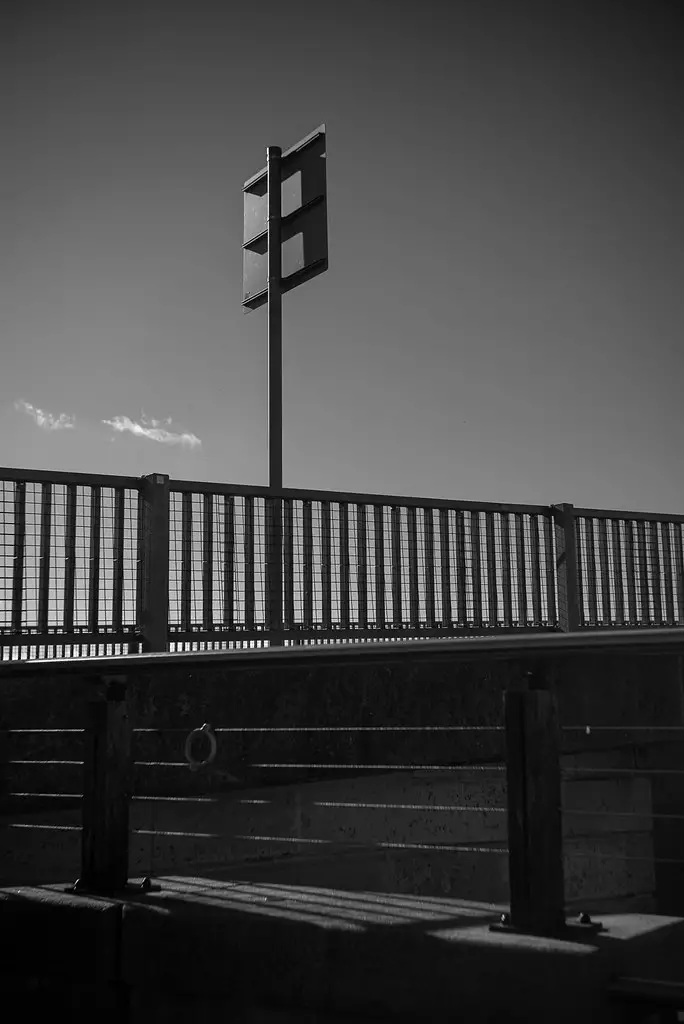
2 0 683 515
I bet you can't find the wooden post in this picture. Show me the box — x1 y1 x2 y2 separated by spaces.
80 676 132 894
139 473 169 653
553 502 581 632
501 675 566 935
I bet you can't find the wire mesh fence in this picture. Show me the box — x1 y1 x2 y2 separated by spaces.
0 470 141 660
3 467 684 660
574 512 684 627
167 488 558 639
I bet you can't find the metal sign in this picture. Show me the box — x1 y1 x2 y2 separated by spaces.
242 125 328 311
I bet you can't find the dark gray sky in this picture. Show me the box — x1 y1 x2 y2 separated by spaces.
2 0 683 512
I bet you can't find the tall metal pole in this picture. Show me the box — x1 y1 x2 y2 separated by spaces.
267 145 283 491
266 146 283 642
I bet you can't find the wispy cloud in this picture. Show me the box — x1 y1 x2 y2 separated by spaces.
15 399 75 431
102 413 201 448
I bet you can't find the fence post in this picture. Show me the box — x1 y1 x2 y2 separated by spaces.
78 675 132 894
496 670 566 936
553 502 581 632
138 473 169 653
265 494 284 646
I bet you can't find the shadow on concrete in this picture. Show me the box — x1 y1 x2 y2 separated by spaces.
3 860 684 1023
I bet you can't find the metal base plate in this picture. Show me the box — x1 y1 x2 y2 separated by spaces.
64 877 161 897
489 918 604 938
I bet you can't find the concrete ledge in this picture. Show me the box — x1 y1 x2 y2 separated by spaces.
118 870 684 1023
0 976 126 1024
3 870 683 1023
0 885 121 981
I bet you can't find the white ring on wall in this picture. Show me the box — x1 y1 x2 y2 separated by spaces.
184 722 217 772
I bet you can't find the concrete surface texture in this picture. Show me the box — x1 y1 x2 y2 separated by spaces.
0 761 657 906
1 638 683 1019
2 872 683 1023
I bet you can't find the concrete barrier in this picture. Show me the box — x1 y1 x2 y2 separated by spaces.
2 875 683 1023
1 758 656 910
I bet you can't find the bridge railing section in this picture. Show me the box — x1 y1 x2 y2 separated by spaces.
573 507 684 628
3 464 684 660
0 468 143 660
167 479 558 651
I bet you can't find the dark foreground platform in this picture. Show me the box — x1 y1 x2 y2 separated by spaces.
2 852 684 1024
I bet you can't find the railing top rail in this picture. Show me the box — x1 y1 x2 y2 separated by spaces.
169 478 551 515
0 466 142 490
3 464 682 523
573 505 684 525
2 627 684 678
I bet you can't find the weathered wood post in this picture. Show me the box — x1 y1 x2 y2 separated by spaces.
493 666 566 935
78 675 132 894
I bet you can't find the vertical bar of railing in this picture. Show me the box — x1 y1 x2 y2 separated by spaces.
303 501 314 629
339 502 350 631
283 498 294 631
439 509 451 626
454 512 467 625
515 514 527 627
138 474 171 651
223 495 234 630
136 494 145 635
485 512 498 627
265 496 283 641
553 504 581 632
181 493 192 633
357 504 368 629
611 520 625 625
470 512 482 628
661 523 674 625
584 518 597 626
424 509 435 628
529 515 542 626
390 506 402 627
650 522 663 624
88 486 101 634
597 518 611 624
636 520 650 623
674 525 684 624
112 488 124 635
63 483 77 635
576 518 586 627
321 501 332 630
202 494 213 631
543 515 556 626
625 521 637 624
11 481 26 633
374 506 385 628
38 483 52 634
244 496 255 630
501 513 513 627
407 506 419 629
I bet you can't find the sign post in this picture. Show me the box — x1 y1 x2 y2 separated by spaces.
267 145 283 492
243 126 328 645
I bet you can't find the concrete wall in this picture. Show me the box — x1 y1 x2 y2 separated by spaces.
1 637 683 911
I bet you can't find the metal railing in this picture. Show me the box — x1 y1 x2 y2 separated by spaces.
574 509 684 628
2 466 684 659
